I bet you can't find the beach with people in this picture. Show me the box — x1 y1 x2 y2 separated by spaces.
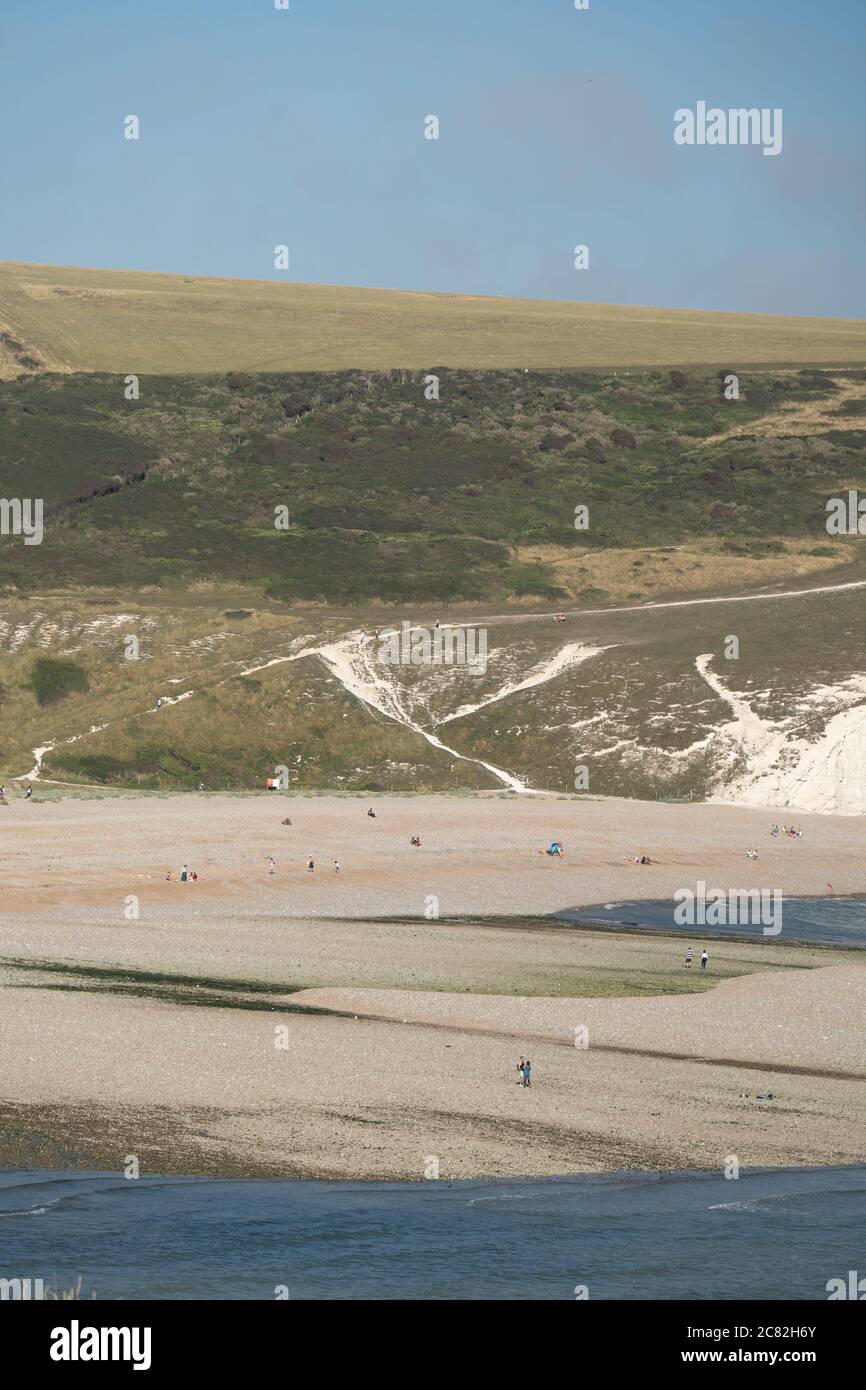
0 789 862 915
0 790 863 1181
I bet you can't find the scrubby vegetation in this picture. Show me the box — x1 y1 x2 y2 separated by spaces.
0 366 864 603
1 574 864 794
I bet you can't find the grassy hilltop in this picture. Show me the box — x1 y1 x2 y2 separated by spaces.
3 260 866 377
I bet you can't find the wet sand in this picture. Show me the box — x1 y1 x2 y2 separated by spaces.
1 963 863 1180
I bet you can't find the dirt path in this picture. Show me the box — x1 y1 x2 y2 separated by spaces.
700 373 865 446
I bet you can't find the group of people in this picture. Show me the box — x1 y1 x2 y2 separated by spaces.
167 864 198 882
684 947 709 970
516 1056 532 1087
168 853 352 879
770 823 803 838
270 807 383 879
0 785 33 802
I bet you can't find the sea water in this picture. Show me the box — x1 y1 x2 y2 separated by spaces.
1 1166 864 1300
559 896 866 948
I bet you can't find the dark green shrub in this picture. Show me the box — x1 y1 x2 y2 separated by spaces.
26 657 89 706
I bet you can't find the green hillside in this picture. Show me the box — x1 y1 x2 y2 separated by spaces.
1 580 864 801
1 365 865 603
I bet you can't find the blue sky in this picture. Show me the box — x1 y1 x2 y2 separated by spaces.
2 0 864 315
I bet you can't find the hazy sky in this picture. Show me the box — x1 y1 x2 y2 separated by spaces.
2 0 864 316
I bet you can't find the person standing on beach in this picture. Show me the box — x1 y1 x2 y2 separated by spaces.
267 856 276 876
307 856 315 872
523 1059 532 1087
517 1055 525 1085
334 860 340 872
685 947 693 969
700 949 708 970
180 863 188 882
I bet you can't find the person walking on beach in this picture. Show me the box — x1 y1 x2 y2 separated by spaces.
334 860 340 872
267 856 276 876
523 1058 532 1088
24 785 32 800
700 949 709 971
307 856 315 872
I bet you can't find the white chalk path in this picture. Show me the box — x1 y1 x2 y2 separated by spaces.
16 690 195 783
314 637 541 793
696 654 866 815
16 570 866 810
439 642 611 725
19 744 56 781
476 576 866 625
17 633 598 795
240 634 608 793
15 725 108 782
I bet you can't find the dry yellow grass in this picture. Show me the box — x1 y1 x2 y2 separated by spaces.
700 374 866 445
516 539 857 604
2 260 866 376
